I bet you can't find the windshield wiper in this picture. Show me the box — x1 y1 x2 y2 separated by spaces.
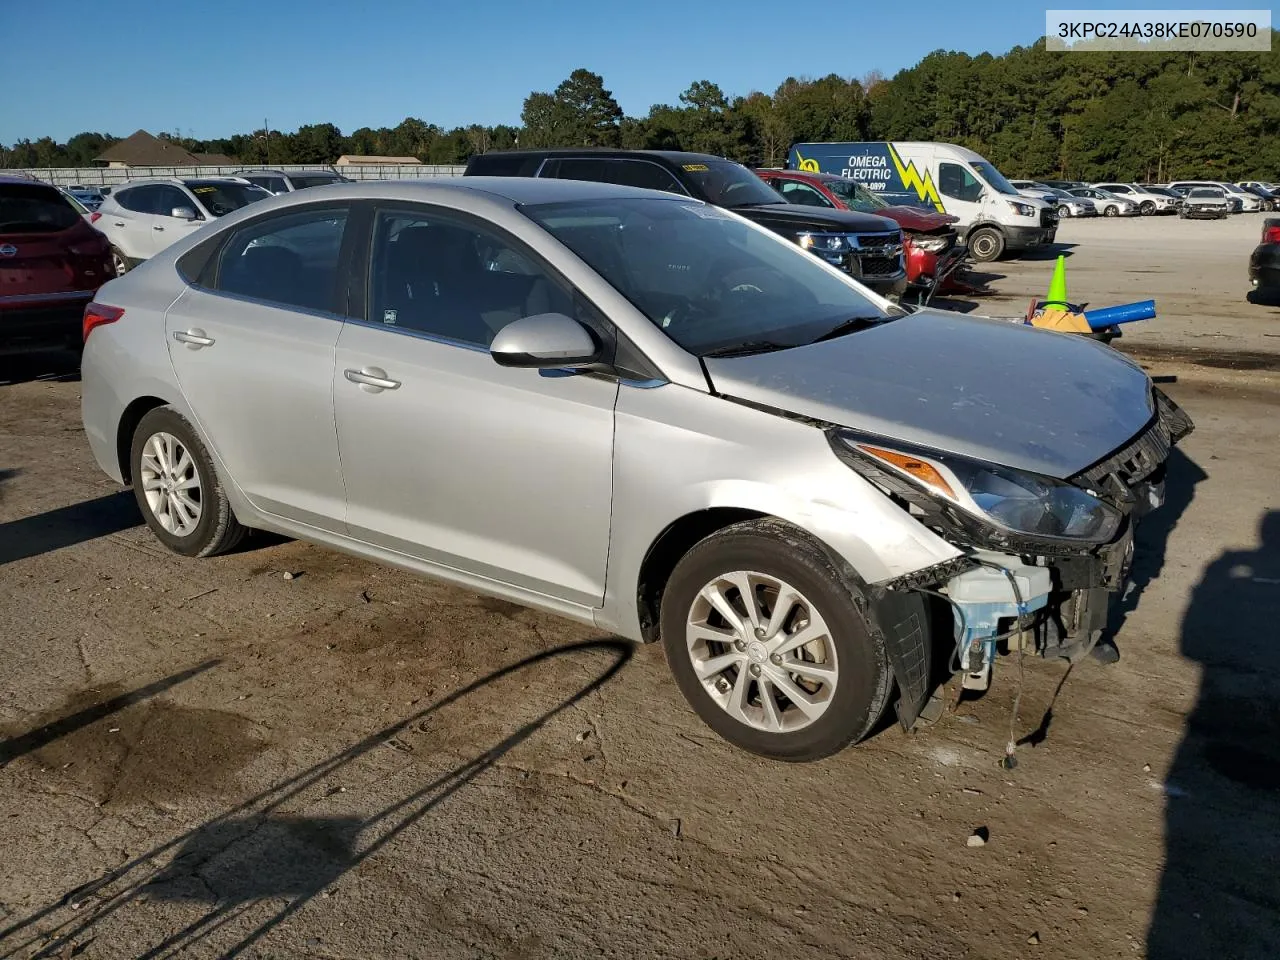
701 340 795 358
809 315 892 343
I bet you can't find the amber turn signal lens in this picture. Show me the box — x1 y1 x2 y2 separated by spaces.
857 445 956 498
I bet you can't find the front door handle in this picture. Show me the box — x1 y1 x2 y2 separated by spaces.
173 329 215 348
113 221 125 227
344 367 401 392
153 225 165 231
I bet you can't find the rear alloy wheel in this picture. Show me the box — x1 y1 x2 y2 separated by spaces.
130 406 246 558
966 226 1005 262
661 519 890 761
1140 201 1156 215
1104 205 1119 217
110 247 131 277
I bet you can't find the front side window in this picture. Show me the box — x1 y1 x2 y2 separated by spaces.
938 163 984 203
153 185 198 217
602 161 686 194
521 197 889 356
776 181 833 208
185 180 269 217
213 206 349 312
0 183 82 232
367 208 576 348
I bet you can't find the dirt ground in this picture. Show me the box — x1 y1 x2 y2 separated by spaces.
1 320 1279 955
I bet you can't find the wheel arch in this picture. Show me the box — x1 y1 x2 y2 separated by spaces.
116 396 171 483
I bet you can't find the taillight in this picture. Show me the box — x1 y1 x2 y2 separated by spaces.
83 302 124 342
89 211 102 224
1263 224 1280 244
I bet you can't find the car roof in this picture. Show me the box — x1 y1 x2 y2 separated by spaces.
236 168 341 177
111 176 254 188
471 148 729 165
236 175 703 208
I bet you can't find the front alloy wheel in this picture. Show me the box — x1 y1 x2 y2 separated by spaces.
660 519 891 761
686 572 838 734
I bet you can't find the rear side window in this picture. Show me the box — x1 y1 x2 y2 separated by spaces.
0 184 81 232
289 175 339 190
212 206 350 313
114 186 154 214
465 154 545 177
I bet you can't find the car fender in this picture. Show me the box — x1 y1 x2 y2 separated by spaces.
596 382 963 642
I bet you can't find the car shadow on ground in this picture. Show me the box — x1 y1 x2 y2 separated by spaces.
1148 510 1280 958
1016 242 1079 261
1244 288 1280 309
0 491 140 566
0 638 633 959
0 350 81 387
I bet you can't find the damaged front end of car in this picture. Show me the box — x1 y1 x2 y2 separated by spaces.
833 387 1194 715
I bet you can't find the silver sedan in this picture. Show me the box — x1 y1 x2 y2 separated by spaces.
80 176 1185 759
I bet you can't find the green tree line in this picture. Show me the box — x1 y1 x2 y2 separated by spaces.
4 36 1278 181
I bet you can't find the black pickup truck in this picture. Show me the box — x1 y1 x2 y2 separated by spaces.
463 149 908 299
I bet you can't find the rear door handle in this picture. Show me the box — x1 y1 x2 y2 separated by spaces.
173 329 215 348
344 367 400 391
153 225 165 231
113 221 125 227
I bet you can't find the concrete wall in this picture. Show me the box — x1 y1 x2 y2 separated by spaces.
11 165 466 187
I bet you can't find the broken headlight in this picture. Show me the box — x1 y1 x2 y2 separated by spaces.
832 432 1121 545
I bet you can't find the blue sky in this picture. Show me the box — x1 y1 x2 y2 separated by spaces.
2 0 1169 143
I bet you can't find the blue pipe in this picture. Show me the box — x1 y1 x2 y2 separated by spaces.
1083 299 1156 330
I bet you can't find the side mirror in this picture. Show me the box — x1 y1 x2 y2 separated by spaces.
171 206 198 220
490 313 599 369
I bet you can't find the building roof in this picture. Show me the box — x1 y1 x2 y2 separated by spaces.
94 130 235 167
335 154 421 165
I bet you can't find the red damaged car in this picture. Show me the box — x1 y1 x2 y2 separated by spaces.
0 175 114 355
756 169 974 303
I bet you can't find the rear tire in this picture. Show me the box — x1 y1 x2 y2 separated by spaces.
130 406 247 558
966 227 1005 263
109 247 131 277
660 519 891 762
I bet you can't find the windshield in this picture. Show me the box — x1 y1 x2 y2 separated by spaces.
290 174 342 190
1223 183 1249 195
822 178 890 213
970 160 1020 196
1189 188 1221 198
1048 188 1074 199
0 183 82 232
522 198 888 356
186 180 269 216
682 160 784 208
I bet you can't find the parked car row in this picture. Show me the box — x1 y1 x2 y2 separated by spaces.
0 169 346 355
78 172 1194 759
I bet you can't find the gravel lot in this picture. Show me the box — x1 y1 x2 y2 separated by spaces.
970 212 1280 366
1 233 1279 958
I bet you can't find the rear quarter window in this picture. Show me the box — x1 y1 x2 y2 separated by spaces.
0 183 82 233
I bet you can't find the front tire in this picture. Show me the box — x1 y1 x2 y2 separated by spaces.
1057 204 1072 218
1140 201 1156 215
660 519 891 762
966 226 1005 262
130 406 247 558
1104 204 1118 217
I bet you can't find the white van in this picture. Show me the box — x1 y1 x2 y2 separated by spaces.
787 141 1058 261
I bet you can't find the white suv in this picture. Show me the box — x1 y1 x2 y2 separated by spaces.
1091 182 1177 215
92 177 271 275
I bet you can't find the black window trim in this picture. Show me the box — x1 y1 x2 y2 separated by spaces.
347 199 665 383
535 155 692 197
181 198 361 321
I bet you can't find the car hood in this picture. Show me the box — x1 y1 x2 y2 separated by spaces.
877 204 958 232
734 202 901 234
703 308 1155 479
